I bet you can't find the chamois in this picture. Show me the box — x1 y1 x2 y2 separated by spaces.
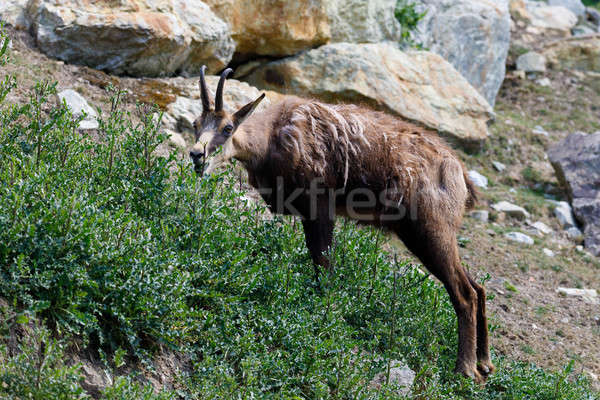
189 66 494 383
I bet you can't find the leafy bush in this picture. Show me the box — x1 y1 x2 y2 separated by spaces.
395 0 427 45
0 325 88 400
0 26 596 399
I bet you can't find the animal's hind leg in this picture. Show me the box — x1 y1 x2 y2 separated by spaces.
468 275 495 377
395 223 482 382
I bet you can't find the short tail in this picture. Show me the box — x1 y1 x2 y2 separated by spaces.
463 171 479 210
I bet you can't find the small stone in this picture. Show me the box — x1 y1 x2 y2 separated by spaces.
468 170 488 189
543 248 555 257
566 226 584 243
470 210 489 222
57 89 99 130
532 125 549 136
516 52 547 73
560 317 569 323
486 229 496 236
536 77 551 87
492 161 506 172
369 360 415 396
576 245 584 252
556 287 599 304
586 370 598 382
553 201 577 228
530 221 553 235
492 201 531 219
505 231 535 244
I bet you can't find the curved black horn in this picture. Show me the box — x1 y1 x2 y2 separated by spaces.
215 68 233 112
199 65 211 111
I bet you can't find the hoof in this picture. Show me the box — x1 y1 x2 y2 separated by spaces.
477 360 496 378
456 364 486 385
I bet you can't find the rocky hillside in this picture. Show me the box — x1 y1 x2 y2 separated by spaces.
1 0 600 397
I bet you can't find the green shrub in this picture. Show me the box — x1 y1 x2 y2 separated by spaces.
0 324 88 400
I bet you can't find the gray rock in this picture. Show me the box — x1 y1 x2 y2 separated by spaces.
411 0 511 106
205 0 401 56
326 0 402 44
557 287 599 304
548 0 586 17
468 170 488 189
245 43 494 149
57 89 98 130
492 201 531 219
369 360 415 396
470 210 489 222
566 226 584 243
27 0 235 77
492 161 506 172
525 3 578 33
536 77 552 86
548 132 600 255
543 248 555 257
552 201 577 228
530 220 552 235
505 231 535 244
532 125 550 136
516 51 547 73
0 0 29 29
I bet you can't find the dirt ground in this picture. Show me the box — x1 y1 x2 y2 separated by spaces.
3 25 600 388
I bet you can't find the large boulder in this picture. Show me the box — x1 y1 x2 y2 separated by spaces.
26 0 235 77
204 0 401 57
548 0 586 17
525 3 578 35
411 0 511 106
0 0 30 30
548 131 600 256
245 43 494 148
543 34 600 72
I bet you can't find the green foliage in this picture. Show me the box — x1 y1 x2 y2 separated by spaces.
394 0 426 45
0 25 597 399
0 325 88 400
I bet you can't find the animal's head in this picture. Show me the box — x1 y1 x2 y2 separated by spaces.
189 66 265 175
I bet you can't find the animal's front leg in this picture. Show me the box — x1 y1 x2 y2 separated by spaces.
301 199 335 280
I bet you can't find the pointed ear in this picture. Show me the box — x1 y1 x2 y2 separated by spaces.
233 93 265 127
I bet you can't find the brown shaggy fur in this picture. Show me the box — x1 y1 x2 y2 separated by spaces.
190 69 493 383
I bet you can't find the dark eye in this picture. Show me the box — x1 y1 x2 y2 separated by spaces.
223 124 234 137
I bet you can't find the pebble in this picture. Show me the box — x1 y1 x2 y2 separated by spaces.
492 161 506 172
505 231 535 245
530 221 553 236
470 210 489 222
468 170 488 189
536 77 551 87
543 248 555 257
532 125 549 136
492 201 530 220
